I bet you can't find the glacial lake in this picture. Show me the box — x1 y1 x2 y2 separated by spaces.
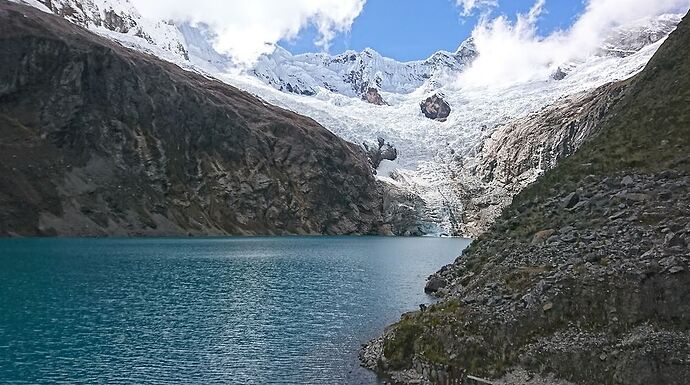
0 237 471 384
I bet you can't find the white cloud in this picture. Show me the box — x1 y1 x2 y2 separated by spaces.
456 0 498 16
457 0 690 88
130 0 366 65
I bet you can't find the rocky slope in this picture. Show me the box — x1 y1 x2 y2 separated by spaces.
362 10 690 385
243 15 682 237
0 1 388 237
457 80 630 236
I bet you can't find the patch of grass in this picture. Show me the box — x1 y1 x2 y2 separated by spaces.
420 335 448 365
383 318 425 370
382 301 467 369
505 265 552 292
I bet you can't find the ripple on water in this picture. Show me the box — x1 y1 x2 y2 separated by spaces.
0 236 471 385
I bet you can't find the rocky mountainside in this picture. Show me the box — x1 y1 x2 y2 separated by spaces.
33 0 191 61
457 80 630 236
240 15 682 237
0 1 388 237
362 10 690 385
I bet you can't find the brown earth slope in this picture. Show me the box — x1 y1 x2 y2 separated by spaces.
0 1 388 237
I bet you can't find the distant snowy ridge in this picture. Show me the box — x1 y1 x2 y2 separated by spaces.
13 0 479 99
251 41 477 97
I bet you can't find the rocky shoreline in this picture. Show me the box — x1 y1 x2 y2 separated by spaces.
361 11 690 385
362 171 690 384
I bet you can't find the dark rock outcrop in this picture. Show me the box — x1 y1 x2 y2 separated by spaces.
0 1 387 237
551 66 568 80
420 93 451 121
424 275 446 294
363 11 690 385
380 183 433 237
102 9 135 34
362 87 388 105
365 137 398 169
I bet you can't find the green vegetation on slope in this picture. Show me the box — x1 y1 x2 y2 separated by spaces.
371 12 690 385
518 17 690 202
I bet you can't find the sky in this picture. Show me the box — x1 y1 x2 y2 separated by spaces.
131 0 690 66
280 0 586 61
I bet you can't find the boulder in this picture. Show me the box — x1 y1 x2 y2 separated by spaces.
420 93 451 121
622 193 649 202
562 192 580 209
424 275 447 294
665 232 687 248
532 229 556 245
551 67 567 80
621 175 634 186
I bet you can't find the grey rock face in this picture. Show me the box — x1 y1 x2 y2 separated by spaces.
379 180 432 236
362 87 388 106
0 2 387 237
365 137 398 169
424 275 447 294
420 93 451 121
460 81 628 237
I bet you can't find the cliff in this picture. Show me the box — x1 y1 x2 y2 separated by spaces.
0 1 387 236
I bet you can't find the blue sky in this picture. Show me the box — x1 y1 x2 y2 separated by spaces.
280 0 586 61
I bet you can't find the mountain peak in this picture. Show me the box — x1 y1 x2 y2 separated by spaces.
361 47 380 56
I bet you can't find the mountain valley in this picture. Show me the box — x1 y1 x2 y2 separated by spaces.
2 1 690 384
8 0 685 237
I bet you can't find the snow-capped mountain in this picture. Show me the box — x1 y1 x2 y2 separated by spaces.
12 0 685 236
251 41 477 98
601 14 685 56
32 0 190 61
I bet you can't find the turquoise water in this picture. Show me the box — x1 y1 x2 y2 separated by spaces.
0 237 470 384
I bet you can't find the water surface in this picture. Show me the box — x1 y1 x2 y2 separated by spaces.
0 237 470 384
